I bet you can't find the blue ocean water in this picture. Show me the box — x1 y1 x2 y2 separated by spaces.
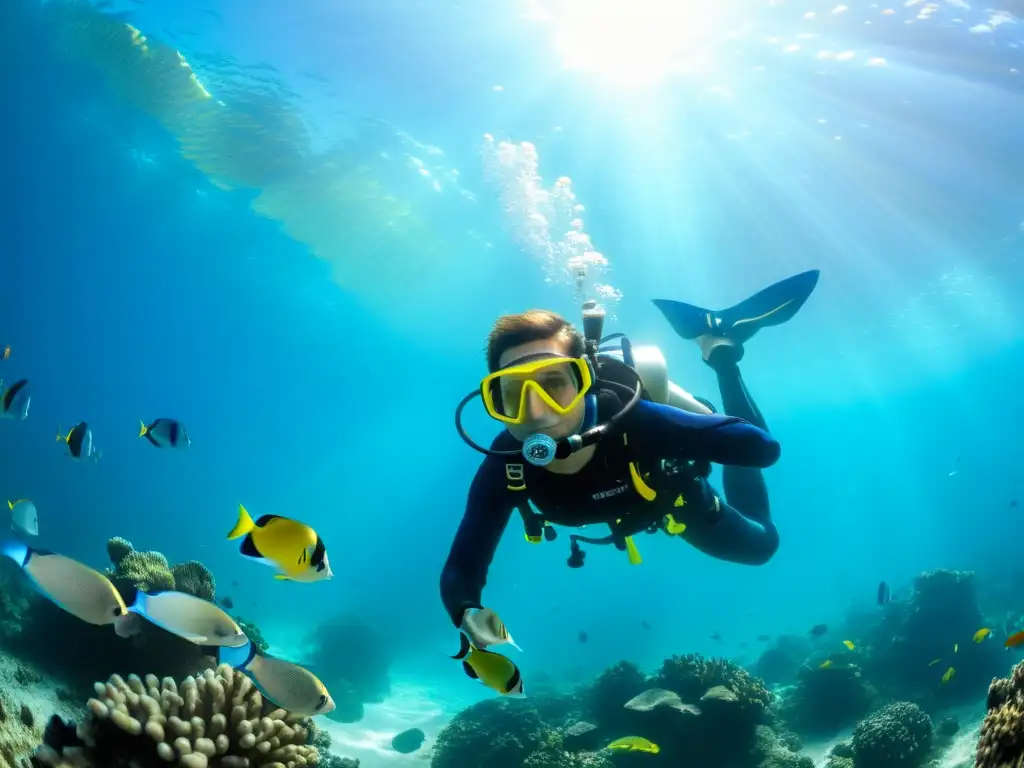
3 0 1024 762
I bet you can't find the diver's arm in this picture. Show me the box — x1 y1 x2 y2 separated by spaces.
629 399 780 468
440 460 515 627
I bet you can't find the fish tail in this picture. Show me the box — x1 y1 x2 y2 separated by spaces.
227 504 255 540
0 536 30 567
138 420 148 438
451 633 471 660
6 500 12 510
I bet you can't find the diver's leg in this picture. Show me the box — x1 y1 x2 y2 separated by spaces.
699 341 772 527
676 479 779 566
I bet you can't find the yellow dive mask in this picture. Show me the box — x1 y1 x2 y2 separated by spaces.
480 354 594 425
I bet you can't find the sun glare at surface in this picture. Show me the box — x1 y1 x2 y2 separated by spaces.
539 0 740 86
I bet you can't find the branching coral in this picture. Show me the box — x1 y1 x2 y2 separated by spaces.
28 664 319 768
976 660 1024 767
851 702 932 768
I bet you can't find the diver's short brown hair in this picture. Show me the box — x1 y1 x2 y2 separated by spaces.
486 310 586 372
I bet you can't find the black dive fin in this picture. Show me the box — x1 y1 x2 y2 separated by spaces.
450 632 471 660
652 269 820 344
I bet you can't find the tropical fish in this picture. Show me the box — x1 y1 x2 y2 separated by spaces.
117 590 248 647
0 538 126 625
953 643 959 653
809 624 828 637
973 628 992 644
819 660 833 669
877 581 890 605
7 499 38 537
843 640 856 651
1005 630 1024 649
391 728 426 754
606 736 660 754
138 418 191 449
451 633 524 695
57 421 100 462
939 667 955 687
461 607 520 651
218 641 335 717
710 631 723 642
2 346 9 360
0 379 30 420
227 504 332 582
928 658 942 667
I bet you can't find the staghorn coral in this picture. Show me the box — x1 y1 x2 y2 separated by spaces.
29 664 320 768
851 702 932 768
172 561 216 602
976 660 1024 768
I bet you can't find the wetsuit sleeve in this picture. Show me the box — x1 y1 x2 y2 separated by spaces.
630 399 780 468
440 457 516 627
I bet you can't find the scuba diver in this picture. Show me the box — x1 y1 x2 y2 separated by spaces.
444 270 820 639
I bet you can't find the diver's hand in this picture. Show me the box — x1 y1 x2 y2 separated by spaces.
460 607 521 651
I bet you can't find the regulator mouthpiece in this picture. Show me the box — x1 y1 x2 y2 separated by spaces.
522 433 558 466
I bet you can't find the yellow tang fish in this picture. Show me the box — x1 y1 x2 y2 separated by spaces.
451 634 524 695
227 504 332 582
973 628 992 644
939 667 955 688
607 736 660 754
842 640 855 651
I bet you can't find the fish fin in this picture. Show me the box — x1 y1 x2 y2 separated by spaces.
253 514 281 526
273 573 291 581
228 504 256 540
6 500 11 510
138 420 148 438
451 633 471 660
461 660 478 679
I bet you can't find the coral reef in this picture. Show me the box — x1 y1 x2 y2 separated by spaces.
975 660 1024 767
233 617 268 654
777 656 876 737
172 561 216 602
28 664 324 768
850 702 932 768
855 570 1005 706
305 616 391 705
106 538 215 600
432 652 782 767
0 556 36 645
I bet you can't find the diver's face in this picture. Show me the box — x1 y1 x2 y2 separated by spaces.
498 338 586 443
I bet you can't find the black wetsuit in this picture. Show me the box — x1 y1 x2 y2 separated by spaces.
440 355 781 626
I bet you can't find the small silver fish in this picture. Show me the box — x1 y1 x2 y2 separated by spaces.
1 539 126 625
128 590 247 647
0 379 30 421
8 499 38 537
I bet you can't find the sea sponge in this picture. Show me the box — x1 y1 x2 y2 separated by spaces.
976 660 1024 767
28 664 319 768
851 701 932 768
171 561 216 602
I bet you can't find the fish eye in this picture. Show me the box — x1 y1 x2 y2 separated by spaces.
316 695 327 710
113 606 123 616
